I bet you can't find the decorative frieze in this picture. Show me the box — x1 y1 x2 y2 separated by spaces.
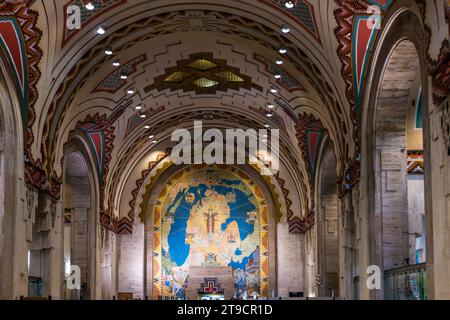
407 151 425 174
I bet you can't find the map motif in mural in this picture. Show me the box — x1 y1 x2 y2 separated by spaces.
153 166 268 299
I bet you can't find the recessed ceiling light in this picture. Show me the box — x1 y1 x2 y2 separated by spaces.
144 125 150 129
127 89 135 95
105 47 113 55
264 124 270 128
274 74 281 79
96 26 106 35
120 75 128 80
135 105 142 110
282 26 290 34
113 60 120 67
152 140 158 144
85 2 95 10
268 104 275 109
266 113 273 117
285 1 294 9
279 48 287 54
270 88 278 94
149 135 154 139
140 114 146 118
276 59 283 65
262 139 268 143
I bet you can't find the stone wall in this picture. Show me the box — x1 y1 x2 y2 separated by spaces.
277 222 304 297
323 195 339 295
428 96 450 298
117 223 145 299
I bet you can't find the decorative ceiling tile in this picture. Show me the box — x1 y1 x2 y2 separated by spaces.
254 54 304 92
192 77 219 88
93 54 147 93
124 106 165 138
260 0 320 42
63 0 127 46
144 53 262 95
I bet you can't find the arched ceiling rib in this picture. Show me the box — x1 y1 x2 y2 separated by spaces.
31 1 352 173
24 0 370 232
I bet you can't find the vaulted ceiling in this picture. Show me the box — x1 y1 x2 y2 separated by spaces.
1 0 448 233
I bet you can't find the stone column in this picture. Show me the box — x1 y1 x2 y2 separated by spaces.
339 191 359 300
427 96 450 299
36 193 63 299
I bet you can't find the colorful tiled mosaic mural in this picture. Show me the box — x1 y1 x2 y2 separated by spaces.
152 165 269 299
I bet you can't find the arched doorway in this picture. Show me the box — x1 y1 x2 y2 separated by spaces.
316 146 339 297
0 59 25 299
372 39 426 299
63 151 94 300
142 164 278 300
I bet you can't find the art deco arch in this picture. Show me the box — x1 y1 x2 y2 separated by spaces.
0 49 26 299
359 4 432 300
36 3 351 190
62 136 102 299
140 163 279 299
314 137 340 297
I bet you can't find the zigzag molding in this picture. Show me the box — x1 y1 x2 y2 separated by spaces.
0 1 43 190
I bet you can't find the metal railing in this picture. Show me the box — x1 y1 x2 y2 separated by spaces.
384 263 427 300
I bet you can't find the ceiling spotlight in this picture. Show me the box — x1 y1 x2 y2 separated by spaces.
276 59 283 65
266 113 273 118
282 26 290 34
96 26 106 35
140 114 146 118
113 60 120 67
268 104 275 109
144 125 150 129
127 89 135 95
85 2 95 10
270 88 278 94
135 105 142 110
285 1 294 9
274 74 281 79
149 135 154 139
279 48 287 54
264 124 270 128
152 140 158 144
105 47 113 55
120 75 128 80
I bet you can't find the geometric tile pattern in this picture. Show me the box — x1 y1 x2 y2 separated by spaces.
63 0 127 46
144 53 262 95
261 0 320 41
93 54 147 93
254 54 304 92
407 151 424 175
0 1 44 194
295 114 325 210
198 278 224 294
0 17 28 123
352 15 379 120
124 106 165 139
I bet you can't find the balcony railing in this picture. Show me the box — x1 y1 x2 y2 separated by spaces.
384 263 427 300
